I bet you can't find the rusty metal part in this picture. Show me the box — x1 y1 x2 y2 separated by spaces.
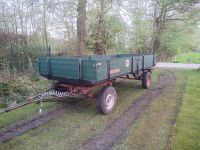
53 81 113 98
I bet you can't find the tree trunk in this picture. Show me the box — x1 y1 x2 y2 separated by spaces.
151 3 167 53
77 0 87 56
95 15 106 55
42 0 48 49
94 0 106 55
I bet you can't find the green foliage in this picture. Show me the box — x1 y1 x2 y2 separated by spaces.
128 0 154 53
173 52 200 64
0 45 50 77
0 82 10 90
0 76 51 107
0 82 10 96
105 15 126 51
159 22 199 59
86 14 127 53
130 18 153 53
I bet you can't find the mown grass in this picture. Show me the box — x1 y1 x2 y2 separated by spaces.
173 52 200 64
171 70 200 150
113 69 188 150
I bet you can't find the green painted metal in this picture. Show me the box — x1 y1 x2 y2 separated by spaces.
50 58 79 79
38 54 156 85
38 57 48 75
132 56 143 72
81 60 108 82
144 55 154 68
110 57 132 78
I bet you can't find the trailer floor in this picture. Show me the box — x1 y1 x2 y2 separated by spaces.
0 69 189 150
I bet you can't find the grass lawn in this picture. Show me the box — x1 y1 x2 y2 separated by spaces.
113 69 188 150
0 77 148 149
171 70 200 150
173 52 200 64
0 102 63 132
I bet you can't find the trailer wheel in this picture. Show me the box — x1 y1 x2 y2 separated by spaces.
97 86 117 115
142 72 152 89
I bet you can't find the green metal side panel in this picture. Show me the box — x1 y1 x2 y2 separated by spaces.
110 57 132 78
143 55 154 69
50 58 79 79
96 61 108 81
81 60 97 82
81 60 108 82
132 56 143 72
38 57 49 75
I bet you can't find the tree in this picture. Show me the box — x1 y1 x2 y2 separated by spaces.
130 0 153 54
151 0 200 53
94 0 112 55
42 0 48 49
0 0 199 62
77 0 87 56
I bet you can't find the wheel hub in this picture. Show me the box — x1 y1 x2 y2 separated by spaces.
105 93 114 110
147 75 151 87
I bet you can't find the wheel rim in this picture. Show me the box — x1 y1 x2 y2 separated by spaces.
105 93 114 110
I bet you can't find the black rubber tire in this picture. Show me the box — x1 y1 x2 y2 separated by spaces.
142 72 152 89
97 86 117 115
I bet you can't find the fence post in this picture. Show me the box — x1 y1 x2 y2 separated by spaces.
48 46 51 56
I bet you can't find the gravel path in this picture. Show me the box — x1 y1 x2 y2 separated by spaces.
156 62 200 69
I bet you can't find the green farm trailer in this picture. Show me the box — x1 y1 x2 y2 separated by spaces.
0 54 156 115
37 54 156 114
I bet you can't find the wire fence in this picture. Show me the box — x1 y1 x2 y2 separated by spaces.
0 46 51 77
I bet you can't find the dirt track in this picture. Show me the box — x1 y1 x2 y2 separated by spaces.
83 71 175 150
0 71 175 148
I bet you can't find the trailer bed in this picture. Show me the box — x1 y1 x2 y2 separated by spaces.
38 54 156 85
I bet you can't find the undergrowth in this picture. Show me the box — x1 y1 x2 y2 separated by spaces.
0 76 51 108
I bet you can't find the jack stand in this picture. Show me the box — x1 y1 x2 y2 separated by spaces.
39 101 43 114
